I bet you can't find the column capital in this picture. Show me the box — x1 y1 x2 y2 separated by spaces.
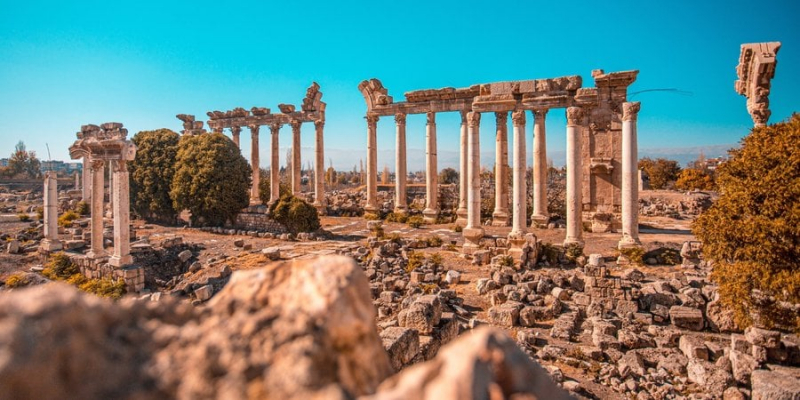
566 107 585 126
113 160 128 173
467 111 481 127
511 110 526 126
748 103 770 126
459 109 469 124
230 125 242 134
622 102 641 122
269 122 282 133
90 159 105 171
426 111 436 125
366 114 379 125
395 112 407 125
495 111 508 126
212 127 223 134
290 120 302 131
248 124 260 134
533 109 548 120
314 119 325 129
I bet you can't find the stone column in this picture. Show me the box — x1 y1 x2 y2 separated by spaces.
492 112 510 226
313 120 325 213
82 156 92 202
619 102 642 249
565 107 585 247
423 112 439 223
269 123 281 204
249 124 260 204
394 113 408 214
463 111 483 252
456 110 469 225
509 111 527 239
40 171 61 252
230 126 241 148
109 160 132 267
74 171 80 191
87 159 106 259
107 160 114 218
531 109 549 227
291 120 302 195
365 114 379 216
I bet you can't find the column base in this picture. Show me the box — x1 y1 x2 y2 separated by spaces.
462 227 484 253
87 250 107 259
491 210 510 227
364 205 379 219
530 214 549 228
422 208 439 224
109 254 134 268
393 206 408 215
455 207 468 226
563 237 584 248
39 239 62 253
618 235 642 250
507 231 527 261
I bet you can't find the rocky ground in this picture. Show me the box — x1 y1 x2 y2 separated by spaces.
0 188 798 399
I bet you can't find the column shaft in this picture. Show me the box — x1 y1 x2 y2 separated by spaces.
314 120 325 212
41 171 61 251
565 107 585 246
423 112 439 223
82 157 91 202
231 126 241 148
249 125 260 204
270 124 281 204
365 114 379 214
456 111 469 224
463 111 484 250
88 160 106 258
620 102 642 248
510 111 527 236
291 120 302 195
395 113 408 213
531 110 549 226
492 112 509 226
109 161 132 267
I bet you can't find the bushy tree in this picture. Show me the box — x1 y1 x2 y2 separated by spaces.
7 141 41 179
258 168 291 204
675 168 715 191
269 194 320 233
639 157 681 190
693 114 800 331
129 129 180 223
171 133 251 226
439 167 459 184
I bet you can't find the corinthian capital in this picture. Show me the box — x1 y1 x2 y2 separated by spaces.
622 102 641 122
511 110 526 126
467 111 481 127
269 123 282 133
366 114 379 125
426 112 435 125
314 120 324 129
290 120 302 131
460 110 469 124
532 109 548 120
394 113 406 125
495 112 508 126
566 107 585 126
248 124 260 134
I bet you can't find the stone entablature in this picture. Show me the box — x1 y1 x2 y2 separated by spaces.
735 42 781 127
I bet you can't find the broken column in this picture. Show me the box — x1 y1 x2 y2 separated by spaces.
395 113 408 214
456 110 469 225
365 114 379 216
88 160 106 258
492 112 510 226
81 156 91 202
73 171 80 191
531 109 548 226
423 112 439 223
565 107 585 247
508 110 527 256
230 125 241 148
110 155 134 267
249 124 260 204
314 120 325 213
269 123 281 204
40 171 61 252
735 42 781 127
291 120 302 195
463 111 483 252
619 102 641 249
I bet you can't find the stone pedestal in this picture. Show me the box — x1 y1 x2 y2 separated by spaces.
249 124 260 204
492 112 510 226
463 111 484 251
531 110 549 226
269 123 281 204
365 114 379 216
508 110 527 256
87 160 106 258
231 126 241 148
564 107 584 247
619 102 641 249
394 113 408 214
423 112 439 223
40 171 62 252
109 160 132 267
291 120 302 195
456 110 469 225
313 120 325 213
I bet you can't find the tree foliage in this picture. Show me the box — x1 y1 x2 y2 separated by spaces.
170 133 251 226
129 129 180 223
438 167 459 185
5 141 41 179
269 194 321 234
639 157 681 190
258 168 291 204
675 168 715 191
693 114 800 331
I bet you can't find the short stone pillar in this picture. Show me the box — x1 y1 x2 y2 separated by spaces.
74 171 80 191
230 125 242 148
508 111 527 257
365 114 379 216
492 112 510 226
249 124 260 204
531 109 549 226
88 159 106 259
394 113 408 214
619 102 641 248
564 107 585 247
463 111 484 252
269 123 281 204
109 160 132 267
40 171 62 252
313 120 326 213
456 110 469 225
291 120 302 195
423 112 439 223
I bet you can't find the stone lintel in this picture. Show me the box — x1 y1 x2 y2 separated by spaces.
591 69 639 88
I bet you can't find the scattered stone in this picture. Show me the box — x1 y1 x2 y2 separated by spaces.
751 369 800 400
669 305 705 331
380 327 420 372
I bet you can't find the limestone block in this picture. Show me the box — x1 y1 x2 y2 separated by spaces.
488 303 521 327
669 305 704 331
618 351 646 378
730 349 759 385
519 306 552 327
194 285 212 302
444 270 460 285
6 240 19 254
398 302 436 334
381 327 420 372
745 327 782 349
680 335 709 360
177 250 192 263
751 369 800 400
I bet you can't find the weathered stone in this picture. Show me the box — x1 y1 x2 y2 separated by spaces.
680 335 709 360
177 249 192 263
669 305 704 331
398 302 436 335
751 369 800 400
706 299 739 332
618 351 646 378
6 240 20 254
488 303 521 327
745 327 782 349
261 247 280 260
380 327 420 372
730 349 759 385
193 284 212 301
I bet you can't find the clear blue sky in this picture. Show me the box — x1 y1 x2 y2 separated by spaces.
1 0 797 170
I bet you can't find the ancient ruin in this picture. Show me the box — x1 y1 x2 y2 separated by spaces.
358 70 642 251
735 42 781 127
176 82 327 212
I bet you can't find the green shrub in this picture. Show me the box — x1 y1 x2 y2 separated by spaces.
42 252 79 280
564 243 584 263
5 273 29 288
429 253 443 269
17 214 30 222
407 216 424 228
619 246 645 265
79 278 126 299
385 212 408 223
405 251 424 273
58 210 79 227
74 201 89 216
427 235 443 247
452 224 463 233
498 255 514 268
364 213 379 221
269 195 321 234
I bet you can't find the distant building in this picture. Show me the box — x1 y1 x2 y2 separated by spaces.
40 160 82 174
704 156 726 171
0 158 8 167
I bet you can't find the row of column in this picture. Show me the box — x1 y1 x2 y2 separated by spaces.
225 121 326 211
364 102 641 251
